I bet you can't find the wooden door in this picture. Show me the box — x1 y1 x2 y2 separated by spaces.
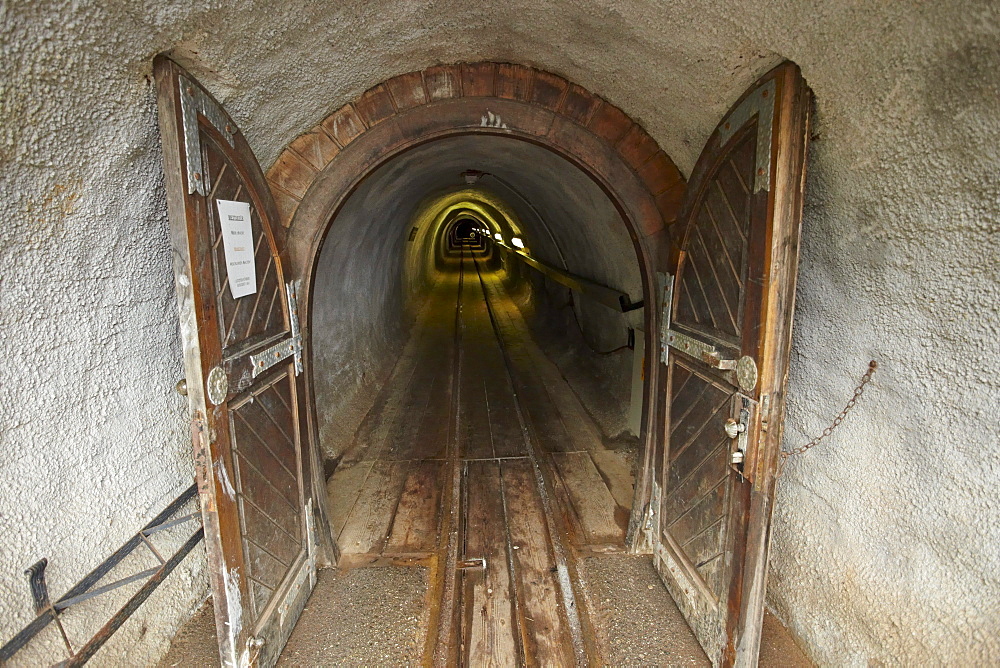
154 56 318 668
654 62 810 666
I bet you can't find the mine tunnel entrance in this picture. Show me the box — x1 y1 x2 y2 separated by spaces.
156 58 809 666
312 133 646 663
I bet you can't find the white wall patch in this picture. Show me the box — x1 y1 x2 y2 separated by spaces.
481 110 509 130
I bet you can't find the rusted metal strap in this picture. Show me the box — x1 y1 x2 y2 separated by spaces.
0 484 200 663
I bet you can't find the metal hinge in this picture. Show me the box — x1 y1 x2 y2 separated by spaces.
665 329 738 370
658 273 674 364
178 76 236 196
250 282 303 377
665 329 760 393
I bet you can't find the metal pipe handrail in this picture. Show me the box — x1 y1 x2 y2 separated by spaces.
494 243 643 313
0 483 203 665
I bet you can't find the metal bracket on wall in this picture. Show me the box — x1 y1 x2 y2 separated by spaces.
0 485 203 666
250 282 303 377
179 75 236 196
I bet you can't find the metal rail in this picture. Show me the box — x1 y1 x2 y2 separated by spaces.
494 243 643 312
0 484 203 666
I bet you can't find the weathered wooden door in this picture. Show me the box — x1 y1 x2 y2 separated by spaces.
154 56 318 667
654 62 810 666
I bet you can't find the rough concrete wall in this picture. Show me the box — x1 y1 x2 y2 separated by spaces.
311 157 422 461
0 6 211 664
3 0 998 664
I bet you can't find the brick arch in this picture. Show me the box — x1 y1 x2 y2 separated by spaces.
266 62 684 252
268 63 686 546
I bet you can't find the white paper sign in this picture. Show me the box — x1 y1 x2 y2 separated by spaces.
216 199 257 299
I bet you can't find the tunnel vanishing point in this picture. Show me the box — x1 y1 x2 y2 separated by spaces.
1 2 998 667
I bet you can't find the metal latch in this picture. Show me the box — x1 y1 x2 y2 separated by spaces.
250 282 303 377
726 402 752 473
457 558 486 570
665 329 738 370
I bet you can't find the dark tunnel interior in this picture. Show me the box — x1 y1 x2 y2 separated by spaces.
305 133 657 658
311 134 646 463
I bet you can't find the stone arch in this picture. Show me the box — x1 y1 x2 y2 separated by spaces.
267 62 687 541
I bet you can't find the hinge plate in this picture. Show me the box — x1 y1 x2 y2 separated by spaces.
179 76 236 196
665 329 737 370
250 282 303 377
658 273 674 364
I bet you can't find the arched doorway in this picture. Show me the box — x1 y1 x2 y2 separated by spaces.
156 58 809 666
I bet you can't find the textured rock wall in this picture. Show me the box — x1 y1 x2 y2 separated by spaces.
2 0 997 664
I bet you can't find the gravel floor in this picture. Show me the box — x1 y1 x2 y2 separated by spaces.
157 599 218 667
160 558 809 667
578 554 711 666
158 567 428 668
278 567 428 667
577 554 812 667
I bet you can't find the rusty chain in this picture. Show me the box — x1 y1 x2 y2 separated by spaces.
780 360 878 460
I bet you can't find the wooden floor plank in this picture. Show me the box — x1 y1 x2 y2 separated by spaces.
590 449 636 511
337 460 408 555
501 458 575 666
407 369 452 460
551 452 626 545
462 460 520 665
385 460 443 554
459 365 494 459
326 461 375 537
484 370 527 458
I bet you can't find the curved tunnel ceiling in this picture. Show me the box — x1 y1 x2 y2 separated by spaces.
315 133 643 310
310 133 644 398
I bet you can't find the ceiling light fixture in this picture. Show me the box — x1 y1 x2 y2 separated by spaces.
461 169 485 185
